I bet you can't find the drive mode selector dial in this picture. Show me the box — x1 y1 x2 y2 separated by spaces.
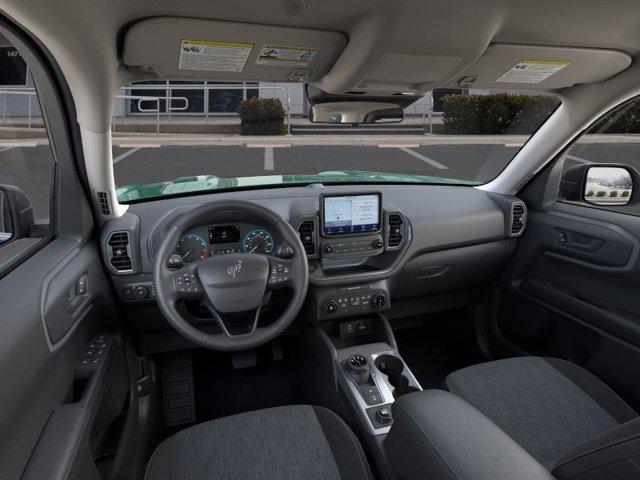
345 354 369 375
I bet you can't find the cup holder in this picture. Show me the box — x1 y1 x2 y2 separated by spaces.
374 354 420 398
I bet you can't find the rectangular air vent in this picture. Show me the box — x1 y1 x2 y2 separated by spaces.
511 203 527 236
107 231 133 272
387 213 405 248
96 191 111 216
298 220 316 256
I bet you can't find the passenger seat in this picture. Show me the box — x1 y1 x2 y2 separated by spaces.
383 357 640 480
445 357 640 477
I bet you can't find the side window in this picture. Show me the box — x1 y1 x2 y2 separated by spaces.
0 33 55 260
559 98 640 215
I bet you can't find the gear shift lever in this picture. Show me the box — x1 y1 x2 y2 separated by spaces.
344 354 371 385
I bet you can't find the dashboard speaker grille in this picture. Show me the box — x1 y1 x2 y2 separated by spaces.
387 213 404 248
298 220 316 256
96 191 111 216
511 203 526 236
107 231 133 271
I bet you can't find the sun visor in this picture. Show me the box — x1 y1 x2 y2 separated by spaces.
450 44 631 90
122 17 347 82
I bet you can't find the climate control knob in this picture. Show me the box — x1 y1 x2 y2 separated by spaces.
324 244 334 254
324 300 338 314
372 294 387 309
373 239 384 249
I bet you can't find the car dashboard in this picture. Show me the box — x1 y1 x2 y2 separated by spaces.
100 183 526 354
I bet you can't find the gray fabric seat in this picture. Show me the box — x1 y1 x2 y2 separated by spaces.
145 405 373 480
445 356 638 470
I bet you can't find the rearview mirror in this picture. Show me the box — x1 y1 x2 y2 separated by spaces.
306 85 421 125
584 166 633 205
310 102 404 124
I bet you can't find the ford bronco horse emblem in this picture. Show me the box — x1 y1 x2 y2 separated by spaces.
226 260 243 280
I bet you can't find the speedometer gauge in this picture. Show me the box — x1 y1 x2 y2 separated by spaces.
176 234 208 263
242 229 274 255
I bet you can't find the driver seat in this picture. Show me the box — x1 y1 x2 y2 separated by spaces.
145 405 373 480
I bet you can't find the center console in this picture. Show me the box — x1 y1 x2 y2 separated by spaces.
337 343 422 435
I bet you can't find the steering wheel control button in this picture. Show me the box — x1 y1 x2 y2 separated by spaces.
175 273 199 295
269 262 291 286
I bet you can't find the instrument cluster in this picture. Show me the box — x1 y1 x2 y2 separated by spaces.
173 224 278 264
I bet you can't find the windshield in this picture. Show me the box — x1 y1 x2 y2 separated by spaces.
111 84 561 202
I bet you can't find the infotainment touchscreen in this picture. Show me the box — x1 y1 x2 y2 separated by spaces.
322 193 381 235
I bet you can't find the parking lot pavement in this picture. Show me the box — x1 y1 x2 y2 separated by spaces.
111 144 523 187
3 142 640 220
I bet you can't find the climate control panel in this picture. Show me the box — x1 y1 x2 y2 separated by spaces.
320 284 389 319
320 234 384 259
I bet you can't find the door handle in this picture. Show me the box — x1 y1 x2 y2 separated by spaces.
63 272 91 317
554 229 604 253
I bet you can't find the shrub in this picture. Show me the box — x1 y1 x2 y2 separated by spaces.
596 191 607 197
610 190 619 197
238 98 286 135
621 190 631 197
586 190 594 197
593 99 640 133
441 93 561 134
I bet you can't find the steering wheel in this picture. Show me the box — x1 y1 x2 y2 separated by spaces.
153 200 309 351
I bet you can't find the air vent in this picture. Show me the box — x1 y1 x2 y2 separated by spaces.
107 231 133 272
298 220 316 256
96 191 111 216
387 213 405 248
511 203 527 236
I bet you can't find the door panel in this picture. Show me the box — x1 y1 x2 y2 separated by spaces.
0 19 133 480
493 201 640 410
0 236 123 479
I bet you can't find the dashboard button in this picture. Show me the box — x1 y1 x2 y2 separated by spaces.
324 301 338 314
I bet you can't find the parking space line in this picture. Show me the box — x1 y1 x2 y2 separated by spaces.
0 146 16 153
113 147 142 164
264 147 274 170
398 147 448 170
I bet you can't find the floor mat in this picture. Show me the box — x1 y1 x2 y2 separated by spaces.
394 313 485 389
192 341 305 422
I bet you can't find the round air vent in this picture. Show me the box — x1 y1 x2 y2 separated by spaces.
282 0 306 15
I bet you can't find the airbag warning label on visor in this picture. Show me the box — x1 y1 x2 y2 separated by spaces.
178 40 253 72
256 45 317 67
496 60 570 84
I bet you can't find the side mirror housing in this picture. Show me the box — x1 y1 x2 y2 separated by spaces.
560 163 636 207
0 185 34 245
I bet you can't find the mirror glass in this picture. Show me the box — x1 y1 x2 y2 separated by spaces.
0 189 13 245
310 101 404 124
584 167 633 205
